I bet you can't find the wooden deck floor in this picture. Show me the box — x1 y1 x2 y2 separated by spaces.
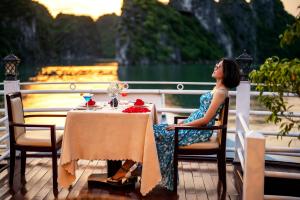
0 158 240 200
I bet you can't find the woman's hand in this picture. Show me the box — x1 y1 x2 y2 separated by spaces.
166 124 183 131
165 124 176 131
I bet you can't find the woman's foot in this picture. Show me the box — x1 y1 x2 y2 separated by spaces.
110 166 128 181
108 160 135 182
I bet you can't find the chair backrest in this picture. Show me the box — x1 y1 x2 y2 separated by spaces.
6 92 26 143
216 97 229 149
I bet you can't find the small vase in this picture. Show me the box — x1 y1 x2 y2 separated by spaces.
110 97 119 108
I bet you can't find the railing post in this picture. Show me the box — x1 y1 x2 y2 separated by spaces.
235 80 251 162
4 80 20 112
243 131 265 200
4 80 20 155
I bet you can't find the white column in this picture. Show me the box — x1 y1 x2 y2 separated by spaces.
4 80 20 153
235 80 251 161
4 80 20 113
243 131 265 200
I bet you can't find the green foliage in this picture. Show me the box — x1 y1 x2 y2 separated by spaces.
120 0 223 65
250 57 300 138
0 0 117 62
280 15 300 47
254 0 296 62
54 14 101 59
96 14 120 58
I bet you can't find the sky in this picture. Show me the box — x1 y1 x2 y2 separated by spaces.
33 0 299 20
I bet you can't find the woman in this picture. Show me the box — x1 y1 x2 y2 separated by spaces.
108 58 240 190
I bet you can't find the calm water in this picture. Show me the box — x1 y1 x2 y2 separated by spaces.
2 61 217 109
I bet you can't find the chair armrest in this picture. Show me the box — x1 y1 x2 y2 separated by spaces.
174 125 227 148
174 116 189 124
175 125 226 131
9 122 57 146
10 122 55 129
24 114 66 118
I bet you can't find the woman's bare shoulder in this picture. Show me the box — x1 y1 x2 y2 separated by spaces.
213 87 228 97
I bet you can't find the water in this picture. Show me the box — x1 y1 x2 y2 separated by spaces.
2 61 216 109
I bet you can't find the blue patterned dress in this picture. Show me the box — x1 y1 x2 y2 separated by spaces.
153 90 224 190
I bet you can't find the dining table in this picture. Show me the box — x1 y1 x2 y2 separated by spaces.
58 101 162 196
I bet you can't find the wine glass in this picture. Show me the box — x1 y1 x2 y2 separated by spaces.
83 93 93 110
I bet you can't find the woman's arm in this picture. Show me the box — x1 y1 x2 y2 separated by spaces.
166 90 226 130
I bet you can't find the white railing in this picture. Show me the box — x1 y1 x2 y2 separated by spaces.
235 81 299 200
0 80 299 199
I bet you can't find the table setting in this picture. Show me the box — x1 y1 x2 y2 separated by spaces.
58 83 161 196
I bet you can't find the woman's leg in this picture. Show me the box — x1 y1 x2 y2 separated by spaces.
153 124 176 191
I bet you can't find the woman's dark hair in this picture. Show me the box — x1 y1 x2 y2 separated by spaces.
221 58 241 89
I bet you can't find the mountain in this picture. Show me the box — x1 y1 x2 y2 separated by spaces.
0 0 54 62
96 14 120 59
117 0 296 65
53 14 101 60
0 0 118 63
117 0 223 65
0 0 297 65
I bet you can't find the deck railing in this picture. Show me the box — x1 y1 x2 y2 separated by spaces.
0 80 299 199
235 81 300 200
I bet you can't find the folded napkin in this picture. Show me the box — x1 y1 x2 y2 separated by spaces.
122 106 150 113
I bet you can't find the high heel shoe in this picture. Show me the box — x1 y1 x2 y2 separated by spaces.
107 164 139 185
121 163 139 184
107 166 129 184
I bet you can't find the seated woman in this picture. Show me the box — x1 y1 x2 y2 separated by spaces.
108 58 241 190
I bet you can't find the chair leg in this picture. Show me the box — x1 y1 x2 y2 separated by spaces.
21 150 26 183
173 156 178 192
9 149 16 187
52 150 58 196
217 152 227 191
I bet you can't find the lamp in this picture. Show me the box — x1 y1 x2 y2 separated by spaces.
236 50 253 81
3 54 20 81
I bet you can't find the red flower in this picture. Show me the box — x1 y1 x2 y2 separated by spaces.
121 92 128 97
122 106 150 113
86 99 96 106
134 98 144 106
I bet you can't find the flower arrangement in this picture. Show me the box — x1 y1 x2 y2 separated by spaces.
107 82 124 97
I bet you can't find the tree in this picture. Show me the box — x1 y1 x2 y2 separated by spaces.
249 13 300 139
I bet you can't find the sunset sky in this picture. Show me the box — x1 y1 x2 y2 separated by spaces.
33 0 299 20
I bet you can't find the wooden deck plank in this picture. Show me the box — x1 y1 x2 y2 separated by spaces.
66 160 98 198
24 161 53 199
0 158 242 200
0 158 42 200
226 164 239 198
9 159 51 200
178 161 187 200
199 162 218 200
43 159 91 200
190 162 209 200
